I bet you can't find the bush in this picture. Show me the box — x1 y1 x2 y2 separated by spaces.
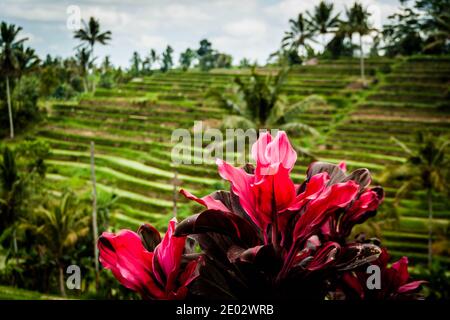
0 76 43 136
98 72 115 89
70 76 85 93
53 83 76 100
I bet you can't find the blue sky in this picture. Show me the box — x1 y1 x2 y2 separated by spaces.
0 0 401 68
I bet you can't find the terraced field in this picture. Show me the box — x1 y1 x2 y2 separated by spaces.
316 56 450 265
38 57 449 267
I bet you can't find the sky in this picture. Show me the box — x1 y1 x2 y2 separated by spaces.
0 0 402 68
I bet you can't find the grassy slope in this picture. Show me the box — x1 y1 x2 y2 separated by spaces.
0 285 63 300
32 56 450 266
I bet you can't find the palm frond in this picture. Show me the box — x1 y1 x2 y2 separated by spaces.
279 122 320 137
390 136 414 156
221 115 256 130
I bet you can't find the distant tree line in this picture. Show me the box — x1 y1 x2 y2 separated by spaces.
272 0 449 66
128 38 233 76
1 0 448 138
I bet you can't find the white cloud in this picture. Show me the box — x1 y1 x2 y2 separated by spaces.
20 32 43 45
136 35 167 50
224 19 267 38
0 4 65 22
1 0 401 67
80 6 130 27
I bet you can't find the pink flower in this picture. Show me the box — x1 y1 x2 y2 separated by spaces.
216 131 298 231
98 218 199 299
341 249 426 300
100 129 425 300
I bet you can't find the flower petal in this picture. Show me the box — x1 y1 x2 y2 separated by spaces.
266 131 297 171
391 256 410 286
294 180 359 243
252 166 296 225
153 218 187 293
288 172 329 211
98 230 164 298
216 159 259 226
397 280 426 294
138 223 161 252
251 131 273 166
180 189 231 213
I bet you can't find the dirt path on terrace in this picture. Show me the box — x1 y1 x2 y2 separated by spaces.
351 114 450 123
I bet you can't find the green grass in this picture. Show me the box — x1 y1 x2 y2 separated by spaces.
0 285 64 300
32 57 450 267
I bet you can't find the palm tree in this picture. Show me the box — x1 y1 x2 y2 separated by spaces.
0 146 30 260
208 67 319 137
343 2 374 84
74 17 111 56
423 12 450 52
0 147 21 233
23 192 90 296
179 48 196 71
75 48 93 92
101 55 112 73
307 1 340 52
73 17 111 92
161 45 174 72
0 22 28 139
16 45 40 79
282 13 316 57
1 144 47 260
385 133 448 268
382 8 423 56
130 51 141 76
142 49 159 74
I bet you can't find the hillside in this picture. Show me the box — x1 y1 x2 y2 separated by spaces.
36 56 450 267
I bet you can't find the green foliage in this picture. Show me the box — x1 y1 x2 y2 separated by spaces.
0 74 42 137
75 48 93 92
0 22 28 77
385 133 449 196
343 2 373 37
270 49 303 66
129 51 141 77
73 17 112 50
141 49 159 75
383 0 450 56
214 53 233 68
323 33 355 59
306 1 340 49
282 13 315 58
179 48 196 71
39 55 84 99
196 39 232 71
383 7 423 56
73 17 112 93
160 45 174 72
0 141 49 231
383 132 449 266
98 57 116 89
15 139 50 176
11 76 41 125
239 58 251 68
19 191 90 295
207 68 320 142
416 261 450 300
0 21 41 138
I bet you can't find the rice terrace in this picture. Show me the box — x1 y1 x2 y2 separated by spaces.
0 0 449 303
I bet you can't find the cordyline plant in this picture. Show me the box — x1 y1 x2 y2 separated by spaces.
98 131 425 300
